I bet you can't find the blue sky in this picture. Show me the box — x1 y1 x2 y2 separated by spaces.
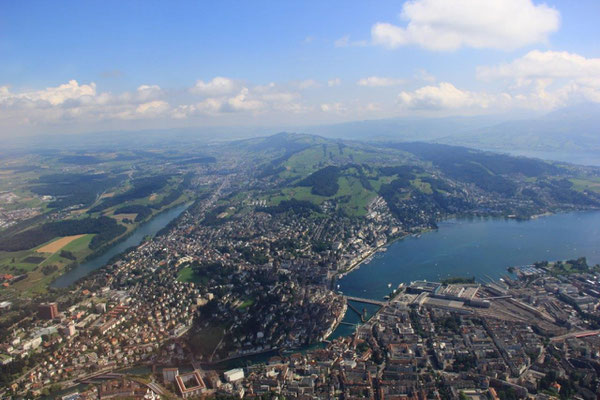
1 0 600 135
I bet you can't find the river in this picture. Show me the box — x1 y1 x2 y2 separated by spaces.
331 210 600 338
52 203 190 288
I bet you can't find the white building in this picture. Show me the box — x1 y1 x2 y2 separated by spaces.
224 368 244 382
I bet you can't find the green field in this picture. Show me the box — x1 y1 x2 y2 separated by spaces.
411 178 433 194
0 150 197 298
265 174 376 217
570 177 600 193
0 233 97 295
177 266 207 285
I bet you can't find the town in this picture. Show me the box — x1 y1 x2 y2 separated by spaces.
1 162 599 398
1 135 600 399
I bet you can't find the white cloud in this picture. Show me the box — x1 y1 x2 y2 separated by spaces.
398 82 498 110
0 80 97 106
135 100 169 115
0 80 172 127
172 83 306 119
477 50 600 83
357 76 405 87
190 77 237 96
371 0 560 51
135 84 163 101
328 78 341 87
477 50 600 107
225 88 264 112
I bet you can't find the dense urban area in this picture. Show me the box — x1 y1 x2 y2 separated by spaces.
1 133 600 399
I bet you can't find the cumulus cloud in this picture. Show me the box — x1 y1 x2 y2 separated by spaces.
477 50 600 83
224 88 264 112
0 80 97 107
134 85 163 101
477 50 600 106
0 80 172 128
173 82 306 119
190 77 237 96
371 0 560 51
397 82 499 110
135 100 169 115
357 76 405 87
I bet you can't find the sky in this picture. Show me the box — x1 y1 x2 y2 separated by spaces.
1 0 600 136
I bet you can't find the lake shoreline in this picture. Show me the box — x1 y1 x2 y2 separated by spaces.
337 209 600 301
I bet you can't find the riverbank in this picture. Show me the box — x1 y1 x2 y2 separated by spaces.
323 301 347 341
51 202 191 288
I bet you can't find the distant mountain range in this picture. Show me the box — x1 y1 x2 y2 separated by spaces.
440 103 600 153
6 103 600 165
300 103 600 165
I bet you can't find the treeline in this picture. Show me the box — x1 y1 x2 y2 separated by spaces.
378 165 422 178
539 179 600 207
298 165 340 196
202 205 229 226
0 217 126 252
171 156 216 165
149 186 183 210
114 205 152 222
393 142 561 177
112 173 191 219
344 163 375 191
30 173 124 209
391 142 561 196
89 175 170 213
379 175 468 228
258 199 321 216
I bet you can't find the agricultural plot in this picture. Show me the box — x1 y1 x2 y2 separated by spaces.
36 234 87 253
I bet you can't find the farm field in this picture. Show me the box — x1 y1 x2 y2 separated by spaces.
0 148 207 298
36 234 87 254
570 177 600 193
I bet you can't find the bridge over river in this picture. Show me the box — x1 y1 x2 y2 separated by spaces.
344 296 387 306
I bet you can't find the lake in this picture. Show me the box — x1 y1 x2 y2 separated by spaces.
52 203 190 288
331 210 600 338
492 149 600 167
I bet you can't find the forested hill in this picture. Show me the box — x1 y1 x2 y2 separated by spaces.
238 133 600 223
